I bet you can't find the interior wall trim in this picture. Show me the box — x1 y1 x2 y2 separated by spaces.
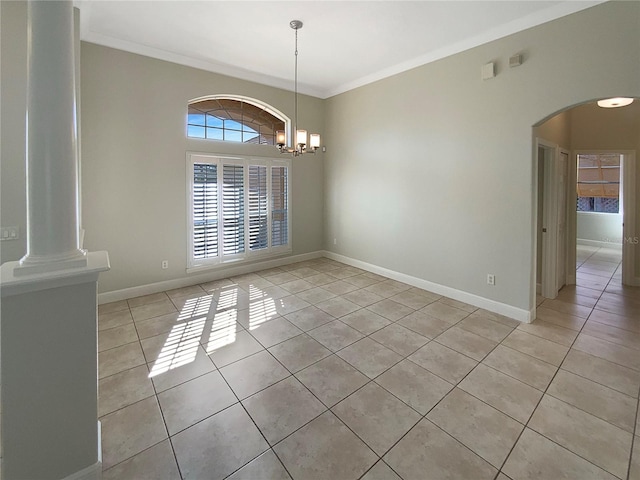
323 251 532 323
98 251 323 304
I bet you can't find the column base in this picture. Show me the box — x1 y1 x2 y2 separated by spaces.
15 249 88 276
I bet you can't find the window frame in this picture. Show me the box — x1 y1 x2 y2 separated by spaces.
576 152 623 215
186 152 292 272
187 95 291 147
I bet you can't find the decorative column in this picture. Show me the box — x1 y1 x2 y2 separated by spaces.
1 2 110 479
16 0 86 275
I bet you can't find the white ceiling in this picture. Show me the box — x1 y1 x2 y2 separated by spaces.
76 1 603 99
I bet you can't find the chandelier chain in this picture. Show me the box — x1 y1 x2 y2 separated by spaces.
294 28 298 140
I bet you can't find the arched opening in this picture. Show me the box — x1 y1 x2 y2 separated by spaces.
532 97 639 319
187 95 290 146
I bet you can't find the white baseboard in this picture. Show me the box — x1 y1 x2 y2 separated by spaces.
98 251 323 304
577 238 622 248
323 251 532 323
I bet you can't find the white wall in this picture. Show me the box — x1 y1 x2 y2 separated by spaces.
577 212 622 245
323 1 640 313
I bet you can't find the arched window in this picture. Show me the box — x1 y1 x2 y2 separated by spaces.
187 95 288 146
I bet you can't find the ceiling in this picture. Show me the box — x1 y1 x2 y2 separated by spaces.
75 1 603 99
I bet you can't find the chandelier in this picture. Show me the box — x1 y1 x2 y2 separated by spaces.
276 20 320 156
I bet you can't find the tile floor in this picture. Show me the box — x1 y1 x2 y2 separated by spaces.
97 246 640 479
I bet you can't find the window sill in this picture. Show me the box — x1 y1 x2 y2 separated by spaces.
186 248 292 274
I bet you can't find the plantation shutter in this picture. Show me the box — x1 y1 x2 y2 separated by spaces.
222 164 245 255
271 166 288 247
248 165 268 251
192 163 218 259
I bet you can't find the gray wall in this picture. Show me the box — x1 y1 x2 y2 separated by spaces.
80 44 325 293
323 1 640 312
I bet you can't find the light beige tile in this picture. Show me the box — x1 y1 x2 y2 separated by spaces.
219 350 290 399
134 311 182 339
256 266 285 277
427 388 523 468
243 376 326 444
502 428 617 480
573 333 640 371
99 364 155 417
589 308 640 334
295 286 337 305
366 299 415 321
337 337 402 378
99 342 146 379
547 369 636 433
435 326 497 361
280 279 315 294
516 319 578 346
289 266 322 278
165 284 206 301
170 291 216 313
384 419 497 480
630 437 640 480
274 411 377 480
268 334 332 373
535 306 586 331
397 310 452 339
370 324 428 356
388 290 437 310
361 461 402 480
323 280 360 295
284 305 335 331
468 309 520 328
333 382 421 455
127 292 170 308
102 440 180 480
265 272 299 285
420 302 470 323
199 278 235 292
438 297 478 313
98 309 134 331
561 348 640 397
205 329 263 367
457 315 513 342
248 316 302 348
98 300 129 315
342 288 385 307
226 449 292 480
101 397 167 469
582 320 640 351
305 273 340 287
343 274 382 289
98 323 139 352
158 370 237 435
328 267 363 280
502 330 568 366
459 364 542 424
529 395 632 479
409 341 477 384
482 345 557 391
295 355 369 407
307 320 364 352
172 403 269 480
376 359 453 414
339 309 391 335
315 297 361 318
272 295 311 316
148 346 216 393
540 298 592 319
130 299 177 322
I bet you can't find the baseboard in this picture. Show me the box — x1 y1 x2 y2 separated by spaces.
322 251 531 323
577 238 622 248
98 251 323 304
62 459 101 480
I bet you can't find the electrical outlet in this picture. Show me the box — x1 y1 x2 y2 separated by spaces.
487 274 495 286
161 260 169 269
0 226 19 241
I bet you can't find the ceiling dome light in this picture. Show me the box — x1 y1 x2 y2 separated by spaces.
597 97 634 108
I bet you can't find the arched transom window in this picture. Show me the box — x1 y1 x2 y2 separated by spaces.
188 96 287 146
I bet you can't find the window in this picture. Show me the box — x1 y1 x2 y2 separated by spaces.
577 153 621 213
188 153 291 269
187 96 287 146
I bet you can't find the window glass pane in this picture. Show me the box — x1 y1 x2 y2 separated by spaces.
206 115 224 128
206 127 224 141
225 120 244 131
188 113 206 126
224 130 242 143
243 132 260 144
188 125 206 138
